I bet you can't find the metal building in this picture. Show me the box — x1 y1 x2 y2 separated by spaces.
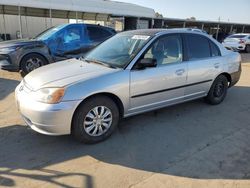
0 0 250 41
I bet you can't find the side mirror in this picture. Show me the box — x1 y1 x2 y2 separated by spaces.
136 58 157 69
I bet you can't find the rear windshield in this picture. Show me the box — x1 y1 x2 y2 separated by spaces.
228 35 247 39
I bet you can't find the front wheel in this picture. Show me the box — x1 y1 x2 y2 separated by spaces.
205 75 228 105
72 96 119 144
20 53 47 75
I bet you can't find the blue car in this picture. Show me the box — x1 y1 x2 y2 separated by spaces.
0 23 116 75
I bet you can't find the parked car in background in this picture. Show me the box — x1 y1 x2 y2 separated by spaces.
222 33 250 53
0 23 116 75
15 29 241 143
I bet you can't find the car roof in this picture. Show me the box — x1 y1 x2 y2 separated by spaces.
120 28 209 36
62 23 115 30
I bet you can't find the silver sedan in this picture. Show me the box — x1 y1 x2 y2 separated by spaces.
15 29 241 143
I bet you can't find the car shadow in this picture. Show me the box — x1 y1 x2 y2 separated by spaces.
0 78 20 101
1 86 250 186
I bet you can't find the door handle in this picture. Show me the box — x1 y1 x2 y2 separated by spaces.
175 69 185 76
214 63 220 69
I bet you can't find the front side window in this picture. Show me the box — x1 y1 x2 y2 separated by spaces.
63 26 82 43
142 35 183 66
185 34 210 60
85 34 151 68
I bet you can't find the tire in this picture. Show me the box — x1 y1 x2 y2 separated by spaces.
72 96 120 144
20 53 47 75
205 75 228 105
246 45 250 53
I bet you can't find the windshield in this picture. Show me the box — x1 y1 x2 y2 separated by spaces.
85 33 152 68
35 24 67 40
228 35 247 39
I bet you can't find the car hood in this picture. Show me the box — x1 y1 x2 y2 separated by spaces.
23 59 119 91
0 39 43 48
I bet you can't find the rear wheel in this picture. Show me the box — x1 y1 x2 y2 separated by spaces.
72 96 119 144
246 45 250 53
205 75 228 105
20 53 47 75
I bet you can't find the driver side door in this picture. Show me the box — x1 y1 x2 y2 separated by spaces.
128 34 188 114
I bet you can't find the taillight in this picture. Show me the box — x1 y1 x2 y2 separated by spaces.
239 39 246 44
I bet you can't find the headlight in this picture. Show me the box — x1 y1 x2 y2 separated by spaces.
0 47 18 53
32 87 65 104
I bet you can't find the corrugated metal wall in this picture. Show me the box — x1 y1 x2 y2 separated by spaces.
0 14 68 39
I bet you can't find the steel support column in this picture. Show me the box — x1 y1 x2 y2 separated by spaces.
183 22 186 28
242 26 245 33
49 9 52 27
75 11 78 23
18 6 23 39
2 6 7 40
216 24 220 40
201 23 204 30
25 8 29 38
230 25 233 33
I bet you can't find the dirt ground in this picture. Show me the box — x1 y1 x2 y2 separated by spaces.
1 53 250 188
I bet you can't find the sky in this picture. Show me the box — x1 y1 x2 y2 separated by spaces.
118 0 250 24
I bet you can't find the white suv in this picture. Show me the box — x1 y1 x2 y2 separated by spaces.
223 33 250 53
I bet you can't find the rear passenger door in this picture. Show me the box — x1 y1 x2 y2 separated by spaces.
183 34 222 98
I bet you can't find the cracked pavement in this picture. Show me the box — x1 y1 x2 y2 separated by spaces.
0 53 250 188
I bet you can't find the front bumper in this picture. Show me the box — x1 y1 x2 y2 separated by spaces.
15 83 81 135
0 54 19 71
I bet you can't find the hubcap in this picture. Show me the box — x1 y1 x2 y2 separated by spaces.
26 58 42 72
83 106 112 137
214 82 225 97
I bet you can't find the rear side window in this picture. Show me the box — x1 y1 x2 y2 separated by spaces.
185 34 210 60
210 41 221 57
87 26 112 41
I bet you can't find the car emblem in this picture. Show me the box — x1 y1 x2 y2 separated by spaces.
19 85 24 91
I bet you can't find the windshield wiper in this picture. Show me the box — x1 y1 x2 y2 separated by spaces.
84 58 118 69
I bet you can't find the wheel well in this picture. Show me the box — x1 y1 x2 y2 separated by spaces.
74 93 124 118
19 52 49 69
71 92 124 133
220 72 232 86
